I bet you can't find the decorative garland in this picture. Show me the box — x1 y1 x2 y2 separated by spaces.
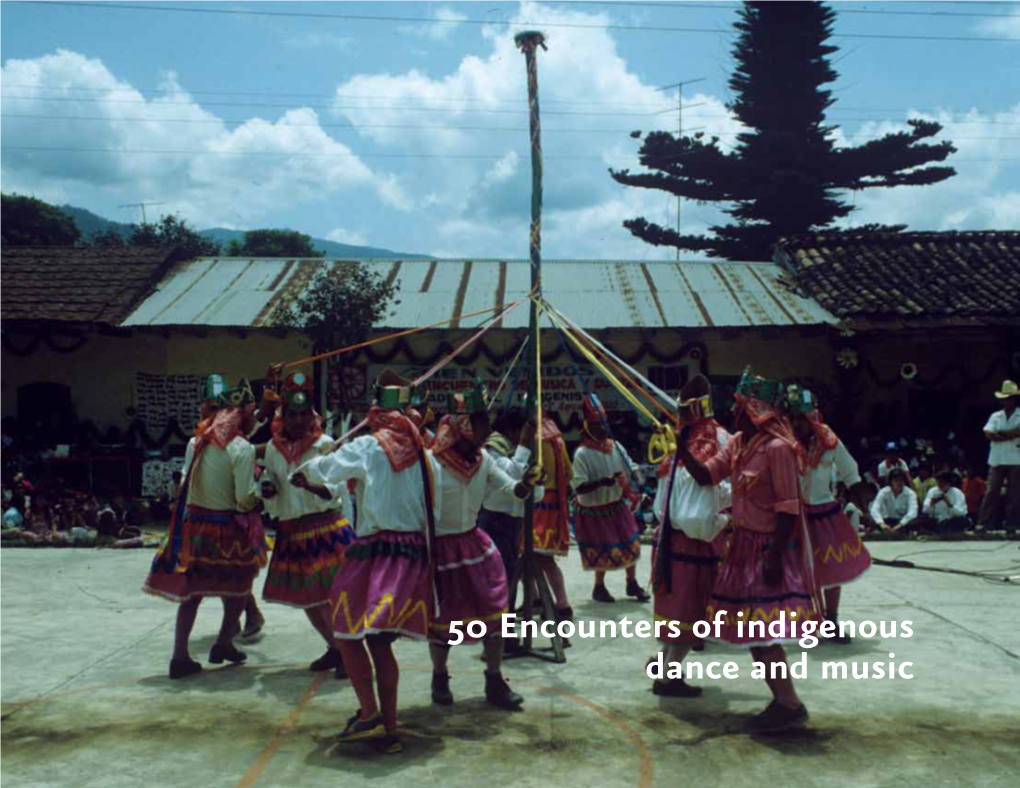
863 358 1003 389
76 417 191 449
347 335 709 370
2 329 89 357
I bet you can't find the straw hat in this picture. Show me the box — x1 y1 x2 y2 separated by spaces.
994 380 1019 399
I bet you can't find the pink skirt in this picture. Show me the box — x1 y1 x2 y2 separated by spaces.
263 510 355 609
430 527 508 644
651 527 720 644
575 499 641 571
705 526 821 646
143 506 265 602
807 503 871 589
327 530 430 641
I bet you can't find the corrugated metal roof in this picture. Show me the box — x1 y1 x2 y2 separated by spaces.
121 258 837 329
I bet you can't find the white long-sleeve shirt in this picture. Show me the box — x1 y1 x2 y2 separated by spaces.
482 444 533 517
437 450 530 536
297 435 441 538
185 436 259 513
656 428 732 527
801 440 862 505
260 436 346 521
572 443 641 508
984 409 1020 466
922 486 967 522
870 486 918 526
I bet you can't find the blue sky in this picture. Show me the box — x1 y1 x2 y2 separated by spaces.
2 1 1019 259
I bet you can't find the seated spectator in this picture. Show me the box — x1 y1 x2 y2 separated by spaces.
912 461 937 508
962 465 987 523
877 443 911 485
870 469 918 533
917 471 969 533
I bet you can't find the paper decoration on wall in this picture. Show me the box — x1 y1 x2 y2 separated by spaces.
135 373 206 434
141 456 186 498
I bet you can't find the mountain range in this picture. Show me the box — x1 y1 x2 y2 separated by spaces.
57 204 429 259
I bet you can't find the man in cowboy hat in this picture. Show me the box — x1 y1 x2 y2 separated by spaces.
977 380 1020 531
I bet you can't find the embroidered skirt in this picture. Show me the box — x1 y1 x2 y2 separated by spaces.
651 527 720 644
807 502 871 589
143 506 265 602
327 530 430 641
532 489 571 557
263 510 355 608
705 526 821 646
575 499 641 571
429 527 508 644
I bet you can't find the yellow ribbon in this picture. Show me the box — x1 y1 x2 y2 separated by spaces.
540 304 662 430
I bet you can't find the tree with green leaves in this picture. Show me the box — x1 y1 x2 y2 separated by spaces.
87 226 128 247
227 229 323 258
271 264 399 420
610 1 956 261
129 215 220 257
1 193 81 246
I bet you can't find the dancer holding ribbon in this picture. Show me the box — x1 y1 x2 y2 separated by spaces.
258 371 356 675
427 382 540 710
571 394 649 604
672 370 820 732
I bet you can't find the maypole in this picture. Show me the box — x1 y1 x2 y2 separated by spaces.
514 30 565 663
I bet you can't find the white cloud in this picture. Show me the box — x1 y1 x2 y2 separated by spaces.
0 49 401 228
326 227 368 245
975 15 1020 38
399 6 469 43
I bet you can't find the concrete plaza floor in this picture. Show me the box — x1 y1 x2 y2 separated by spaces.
2 540 1019 788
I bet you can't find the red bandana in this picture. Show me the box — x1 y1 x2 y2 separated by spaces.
581 395 613 453
802 410 839 468
432 414 484 483
732 393 805 472
368 406 423 472
194 405 249 451
271 411 324 467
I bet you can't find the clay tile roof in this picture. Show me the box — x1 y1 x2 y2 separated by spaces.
774 231 1020 325
1 246 183 325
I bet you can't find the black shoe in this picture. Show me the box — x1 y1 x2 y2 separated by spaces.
431 672 454 706
310 647 343 672
372 734 403 755
485 672 524 710
692 640 706 652
336 710 386 743
503 638 526 655
169 658 202 680
652 678 703 698
209 643 247 665
825 618 852 645
747 701 809 733
592 585 616 604
626 578 651 603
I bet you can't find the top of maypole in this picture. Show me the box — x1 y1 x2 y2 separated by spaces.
514 30 548 52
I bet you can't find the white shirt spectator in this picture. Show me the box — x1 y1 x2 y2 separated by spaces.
877 458 909 481
572 443 642 508
260 436 346 522
922 486 967 522
870 486 918 526
298 435 441 538
983 409 1020 467
801 440 861 505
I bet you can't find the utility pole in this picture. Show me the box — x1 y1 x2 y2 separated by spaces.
656 79 705 260
118 201 166 224
514 29 564 664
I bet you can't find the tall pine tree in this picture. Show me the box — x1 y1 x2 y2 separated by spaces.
610 1 956 261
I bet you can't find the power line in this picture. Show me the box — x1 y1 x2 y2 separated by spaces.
4 84 1016 118
563 1 1020 19
4 113 1020 140
4 96 1017 125
3 145 1017 164
19 2 1020 42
